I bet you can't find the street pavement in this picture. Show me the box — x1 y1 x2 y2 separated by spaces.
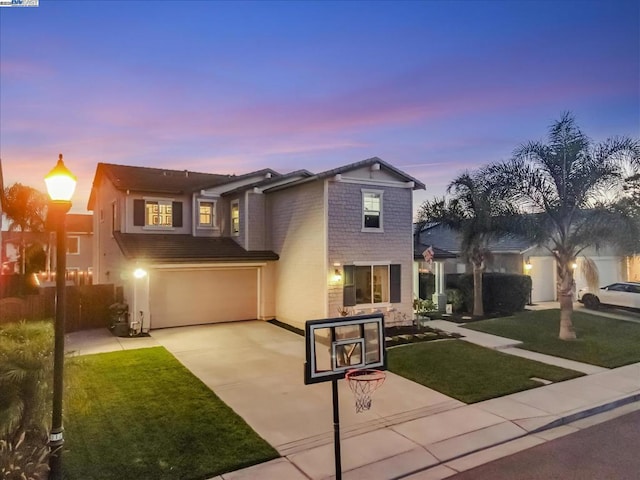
447 405 640 480
66 305 640 480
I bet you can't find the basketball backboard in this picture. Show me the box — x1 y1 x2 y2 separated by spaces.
304 314 386 385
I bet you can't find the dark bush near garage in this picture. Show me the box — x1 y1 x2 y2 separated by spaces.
457 273 531 314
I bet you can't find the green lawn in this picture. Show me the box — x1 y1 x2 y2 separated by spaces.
64 347 278 480
463 309 640 368
387 339 583 403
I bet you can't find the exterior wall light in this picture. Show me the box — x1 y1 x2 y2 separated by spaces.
524 260 532 272
133 268 148 279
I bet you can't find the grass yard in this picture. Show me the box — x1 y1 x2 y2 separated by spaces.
64 347 278 480
387 339 583 403
463 309 640 368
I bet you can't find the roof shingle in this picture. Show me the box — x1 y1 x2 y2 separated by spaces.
114 233 279 262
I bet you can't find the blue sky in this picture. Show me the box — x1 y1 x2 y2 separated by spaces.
1 0 638 215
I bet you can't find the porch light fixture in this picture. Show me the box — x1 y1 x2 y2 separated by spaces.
524 260 532 272
133 268 148 279
571 262 578 270
44 153 76 480
332 268 342 283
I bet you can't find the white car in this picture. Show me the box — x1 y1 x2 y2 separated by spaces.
577 282 640 311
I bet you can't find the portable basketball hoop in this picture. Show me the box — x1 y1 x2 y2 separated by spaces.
345 368 386 413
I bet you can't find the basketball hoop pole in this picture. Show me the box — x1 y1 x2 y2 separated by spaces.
331 379 342 480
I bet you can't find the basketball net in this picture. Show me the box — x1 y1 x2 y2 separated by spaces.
345 369 386 413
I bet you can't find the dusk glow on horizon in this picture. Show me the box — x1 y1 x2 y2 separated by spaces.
1 0 638 215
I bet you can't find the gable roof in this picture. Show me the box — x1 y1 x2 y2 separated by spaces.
415 223 533 256
263 157 426 192
221 169 314 197
113 232 279 263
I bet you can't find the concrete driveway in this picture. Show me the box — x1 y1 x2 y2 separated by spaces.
151 321 462 455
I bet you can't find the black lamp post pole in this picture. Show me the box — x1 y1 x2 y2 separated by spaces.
49 200 70 479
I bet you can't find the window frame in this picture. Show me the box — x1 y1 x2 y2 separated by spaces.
67 236 80 255
361 189 383 232
134 198 182 229
197 199 216 228
230 200 240 236
343 263 401 307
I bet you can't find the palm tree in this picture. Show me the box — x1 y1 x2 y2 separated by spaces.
417 171 513 316
483 112 640 339
1 183 48 276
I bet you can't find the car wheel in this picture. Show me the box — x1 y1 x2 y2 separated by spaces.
583 295 600 310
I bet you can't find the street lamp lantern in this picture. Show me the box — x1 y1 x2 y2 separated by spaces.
45 154 77 201
44 153 75 480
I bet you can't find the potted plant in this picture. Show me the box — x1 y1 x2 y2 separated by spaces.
108 302 130 337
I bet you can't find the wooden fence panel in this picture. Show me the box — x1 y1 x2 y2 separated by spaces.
0 284 115 332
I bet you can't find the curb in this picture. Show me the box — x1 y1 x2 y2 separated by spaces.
390 394 640 480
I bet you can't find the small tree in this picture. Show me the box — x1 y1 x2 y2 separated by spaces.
483 112 640 339
2 184 48 277
417 171 513 316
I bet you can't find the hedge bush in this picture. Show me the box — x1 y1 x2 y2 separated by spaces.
457 273 531 314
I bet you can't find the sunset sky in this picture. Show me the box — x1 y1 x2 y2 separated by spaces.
1 0 638 215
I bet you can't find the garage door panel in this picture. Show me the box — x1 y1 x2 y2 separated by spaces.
150 269 257 329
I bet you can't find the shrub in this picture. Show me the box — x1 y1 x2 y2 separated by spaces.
0 433 49 480
457 273 530 314
0 321 54 443
446 288 464 312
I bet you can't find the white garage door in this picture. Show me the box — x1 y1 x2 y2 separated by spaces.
150 268 258 328
530 256 556 302
575 257 622 292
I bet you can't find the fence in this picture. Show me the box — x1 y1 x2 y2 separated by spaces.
0 284 115 332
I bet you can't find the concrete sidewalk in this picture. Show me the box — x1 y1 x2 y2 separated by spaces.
66 321 640 480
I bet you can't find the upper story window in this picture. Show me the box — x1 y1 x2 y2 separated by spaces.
231 200 240 236
362 190 383 231
133 199 182 229
146 201 172 226
198 200 216 228
67 236 80 255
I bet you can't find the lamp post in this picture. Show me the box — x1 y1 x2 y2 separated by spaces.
44 154 76 480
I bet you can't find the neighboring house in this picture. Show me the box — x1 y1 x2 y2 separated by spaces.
414 222 631 304
88 157 424 331
55 213 94 284
1 213 93 284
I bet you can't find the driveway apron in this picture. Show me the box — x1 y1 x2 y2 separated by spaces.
151 321 462 455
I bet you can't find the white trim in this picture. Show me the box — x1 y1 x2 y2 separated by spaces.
150 262 267 270
353 260 391 266
361 189 384 232
66 235 80 255
244 191 250 247
323 179 329 318
340 176 414 188
230 199 240 236
196 198 217 229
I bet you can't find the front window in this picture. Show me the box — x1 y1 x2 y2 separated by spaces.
146 201 172 227
67 236 79 255
198 201 215 227
362 190 382 230
231 201 240 235
355 265 389 304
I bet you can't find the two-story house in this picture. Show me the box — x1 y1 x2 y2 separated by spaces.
88 157 424 331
